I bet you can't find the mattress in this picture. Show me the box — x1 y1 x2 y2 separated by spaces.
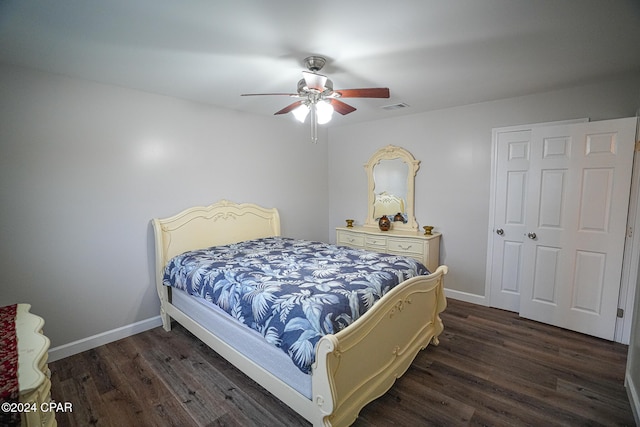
171 289 312 399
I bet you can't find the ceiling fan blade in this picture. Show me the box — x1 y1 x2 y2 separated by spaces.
330 99 357 115
241 93 298 97
274 101 304 115
302 71 327 91
334 88 390 98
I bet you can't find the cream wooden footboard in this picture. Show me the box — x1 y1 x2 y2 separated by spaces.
152 200 447 427
312 267 447 426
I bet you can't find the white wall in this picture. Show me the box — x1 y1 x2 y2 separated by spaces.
0 64 329 349
328 74 640 300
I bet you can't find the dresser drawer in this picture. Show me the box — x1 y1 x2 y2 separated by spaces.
337 231 365 248
365 236 387 249
387 238 424 256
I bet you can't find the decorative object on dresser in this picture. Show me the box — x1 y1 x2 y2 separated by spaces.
16 304 55 427
345 219 354 228
378 215 391 231
153 200 448 427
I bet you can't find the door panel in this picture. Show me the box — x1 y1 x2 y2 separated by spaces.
531 245 561 304
579 168 614 231
489 130 531 312
539 169 567 228
572 250 606 313
506 171 527 224
518 118 636 340
500 241 523 294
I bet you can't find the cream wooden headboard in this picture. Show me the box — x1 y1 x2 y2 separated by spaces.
152 200 281 273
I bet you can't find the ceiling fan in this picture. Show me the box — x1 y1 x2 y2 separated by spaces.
241 56 390 142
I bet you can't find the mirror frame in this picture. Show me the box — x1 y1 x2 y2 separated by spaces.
364 145 420 231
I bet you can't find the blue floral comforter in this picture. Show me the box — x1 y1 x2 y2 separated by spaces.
163 237 430 373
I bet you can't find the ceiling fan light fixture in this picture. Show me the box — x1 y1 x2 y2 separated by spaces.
302 71 327 92
241 55 390 142
316 100 334 124
292 103 310 123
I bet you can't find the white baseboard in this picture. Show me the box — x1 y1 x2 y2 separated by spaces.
627 373 640 426
46 291 483 363
48 315 163 362
444 288 487 306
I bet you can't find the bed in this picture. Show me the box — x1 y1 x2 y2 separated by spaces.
152 200 448 426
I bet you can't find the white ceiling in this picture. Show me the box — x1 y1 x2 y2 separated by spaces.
1 0 639 126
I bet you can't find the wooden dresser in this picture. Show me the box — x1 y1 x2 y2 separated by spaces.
16 304 56 427
336 226 441 272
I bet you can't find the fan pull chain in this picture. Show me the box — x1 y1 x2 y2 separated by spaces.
310 104 318 143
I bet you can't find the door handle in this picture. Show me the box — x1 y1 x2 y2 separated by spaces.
527 232 537 239
496 228 504 235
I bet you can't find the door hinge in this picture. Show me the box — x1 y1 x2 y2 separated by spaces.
636 140 640 152
628 226 634 238
617 308 624 318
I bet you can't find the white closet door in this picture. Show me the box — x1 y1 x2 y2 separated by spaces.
488 129 532 312
487 119 587 312
518 118 636 340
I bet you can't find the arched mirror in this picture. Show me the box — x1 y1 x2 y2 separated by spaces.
364 145 420 231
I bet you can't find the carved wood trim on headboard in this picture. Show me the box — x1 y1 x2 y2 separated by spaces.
151 200 281 303
154 199 281 263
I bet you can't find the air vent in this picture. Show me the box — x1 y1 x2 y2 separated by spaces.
381 102 410 111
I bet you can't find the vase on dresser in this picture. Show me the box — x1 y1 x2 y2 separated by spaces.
378 215 391 231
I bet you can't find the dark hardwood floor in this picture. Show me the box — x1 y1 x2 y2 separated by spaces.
49 299 635 426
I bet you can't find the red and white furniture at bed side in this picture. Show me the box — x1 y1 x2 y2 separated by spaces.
16 304 56 427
